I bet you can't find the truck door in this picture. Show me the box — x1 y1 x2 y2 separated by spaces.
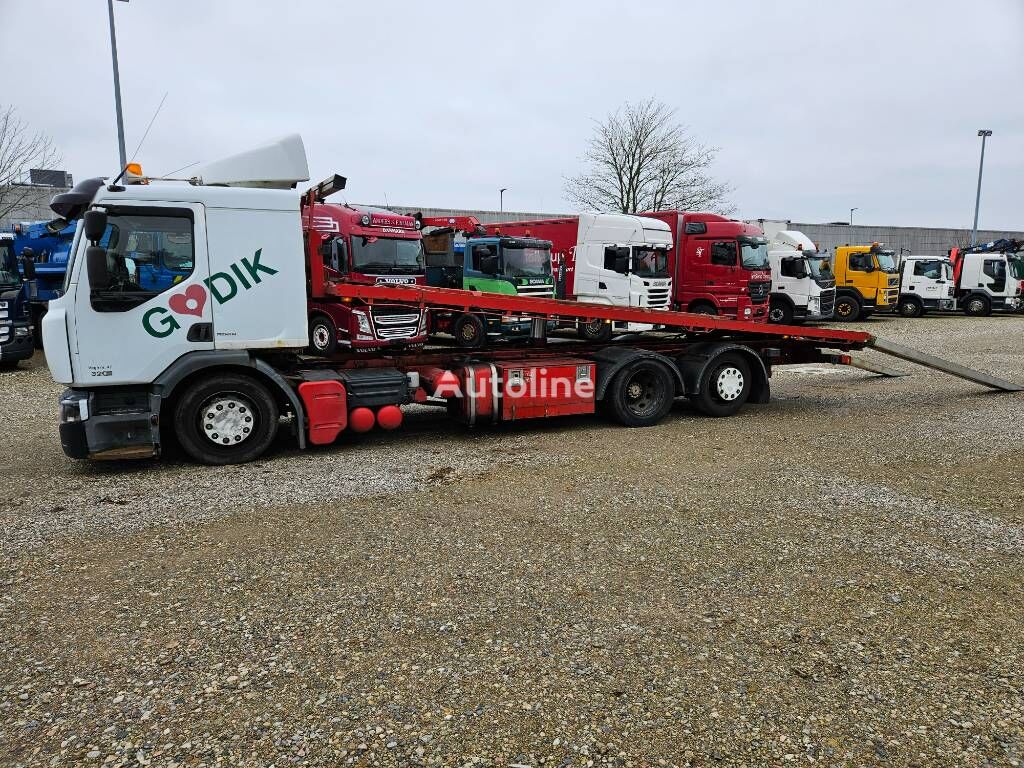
708 240 738 305
71 202 213 384
844 251 875 301
981 258 1006 295
909 259 943 302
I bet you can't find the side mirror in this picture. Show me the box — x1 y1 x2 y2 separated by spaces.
613 255 629 274
20 256 36 281
865 264 875 273
83 209 107 243
479 255 499 275
86 245 111 291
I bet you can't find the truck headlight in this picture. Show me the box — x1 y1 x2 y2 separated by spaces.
353 310 372 334
0 301 8 309
743 307 752 317
14 327 29 337
59 394 89 423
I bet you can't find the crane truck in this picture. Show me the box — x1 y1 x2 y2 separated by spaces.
39 135 1021 466
483 214 673 342
765 230 836 324
831 243 900 321
416 214 554 348
302 175 427 354
948 240 1024 316
639 211 772 322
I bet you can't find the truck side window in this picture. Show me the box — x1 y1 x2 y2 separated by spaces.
603 246 626 270
848 253 872 272
983 259 1006 290
780 259 801 278
710 242 736 266
471 244 495 271
89 211 195 312
913 260 941 279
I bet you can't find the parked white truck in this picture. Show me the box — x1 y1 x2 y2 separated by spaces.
895 256 956 317
766 230 835 324
949 241 1024 316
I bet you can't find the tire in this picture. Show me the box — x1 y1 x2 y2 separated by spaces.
833 294 862 322
174 373 279 465
768 299 793 325
963 295 991 317
0 360 20 371
32 307 46 350
578 317 613 343
453 313 486 349
308 315 337 355
605 358 676 427
689 353 752 418
689 302 717 316
898 297 923 318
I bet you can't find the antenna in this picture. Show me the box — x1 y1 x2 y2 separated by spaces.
110 91 169 186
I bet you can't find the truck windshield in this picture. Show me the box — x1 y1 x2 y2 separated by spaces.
632 247 669 277
876 251 898 272
0 244 18 288
1010 257 1024 281
503 245 551 278
351 236 424 275
740 240 769 270
806 255 832 280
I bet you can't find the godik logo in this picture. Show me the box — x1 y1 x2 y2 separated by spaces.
142 248 277 338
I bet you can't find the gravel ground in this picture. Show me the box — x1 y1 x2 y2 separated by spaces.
2 314 1023 767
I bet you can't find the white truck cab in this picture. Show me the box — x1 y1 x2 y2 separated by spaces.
950 243 1024 316
896 256 955 317
573 213 673 332
766 230 835 324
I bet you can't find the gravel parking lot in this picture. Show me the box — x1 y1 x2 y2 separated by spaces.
2 314 1023 767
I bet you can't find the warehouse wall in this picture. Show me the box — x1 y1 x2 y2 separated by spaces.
0 184 70 230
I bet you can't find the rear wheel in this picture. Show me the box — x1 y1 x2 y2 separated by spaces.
605 359 675 427
578 318 613 343
833 294 862 322
689 353 752 418
174 373 279 465
308 315 337 354
898 297 923 318
963 294 991 317
768 299 793 325
453 313 486 349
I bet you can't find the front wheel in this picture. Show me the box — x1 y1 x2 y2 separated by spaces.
174 374 279 465
308 315 338 355
453 314 486 349
689 353 752 418
605 359 675 427
768 299 793 325
578 318 613 343
963 295 991 317
833 295 862 322
898 297 923 318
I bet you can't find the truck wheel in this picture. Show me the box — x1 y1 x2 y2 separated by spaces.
898 297 923 318
689 353 752 418
605 359 675 427
308 315 337 354
579 318 613 343
964 295 991 317
768 299 793 324
833 295 862 322
689 302 717 316
453 314 486 349
32 306 46 349
174 374 279 465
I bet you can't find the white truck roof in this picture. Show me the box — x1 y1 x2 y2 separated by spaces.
770 230 816 253
577 212 672 247
194 133 310 189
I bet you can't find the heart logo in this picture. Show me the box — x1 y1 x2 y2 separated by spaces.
168 283 207 317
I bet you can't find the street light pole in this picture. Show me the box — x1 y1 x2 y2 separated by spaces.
107 0 129 170
849 207 858 225
971 129 993 246
499 188 507 213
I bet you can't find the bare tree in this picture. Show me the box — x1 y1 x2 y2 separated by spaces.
564 99 733 215
0 105 62 222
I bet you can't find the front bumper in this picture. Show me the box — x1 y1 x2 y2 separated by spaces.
0 323 35 362
58 388 160 460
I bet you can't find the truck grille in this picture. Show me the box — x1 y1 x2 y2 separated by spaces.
748 281 771 303
0 323 9 344
645 286 671 309
819 288 836 316
516 284 554 298
372 308 421 340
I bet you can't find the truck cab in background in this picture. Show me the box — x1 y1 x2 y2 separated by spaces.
895 256 955 317
304 178 427 354
765 230 835 324
0 233 36 365
420 223 554 347
485 213 672 342
640 211 771 322
831 243 900 321
949 240 1024 316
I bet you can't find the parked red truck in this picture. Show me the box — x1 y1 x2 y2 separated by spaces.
639 211 771 322
303 176 427 353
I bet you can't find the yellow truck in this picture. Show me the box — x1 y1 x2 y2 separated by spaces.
831 243 900 321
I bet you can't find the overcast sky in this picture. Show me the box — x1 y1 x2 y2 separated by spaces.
3 0 1022 229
